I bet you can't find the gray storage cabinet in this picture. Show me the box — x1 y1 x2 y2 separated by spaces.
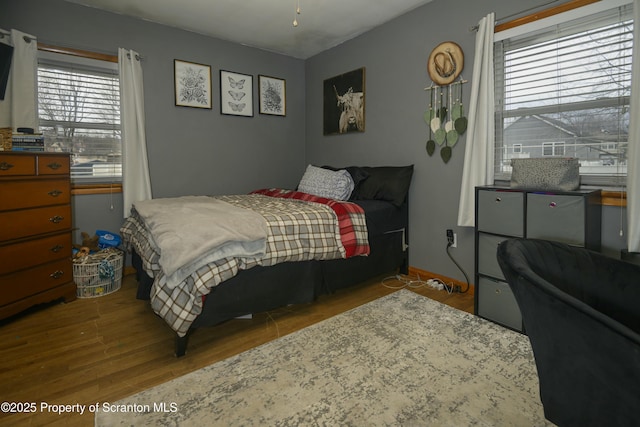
474 186 601 332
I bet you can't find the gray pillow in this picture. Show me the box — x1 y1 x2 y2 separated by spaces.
298 164 355 200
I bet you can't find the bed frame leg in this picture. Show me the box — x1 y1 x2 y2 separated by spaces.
175 332 190 357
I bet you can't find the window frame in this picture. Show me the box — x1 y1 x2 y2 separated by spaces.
493 0 633 188
36 44 122 187
542 142 566 157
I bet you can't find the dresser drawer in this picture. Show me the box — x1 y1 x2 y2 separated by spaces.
478 233 510 280
0 258 72 306
0 153 36 176
0 233 72 275
0 178 70 211
477 190 524 236
477 276 522 331
527 193 585 246
0 205 72 241
37 154 71 175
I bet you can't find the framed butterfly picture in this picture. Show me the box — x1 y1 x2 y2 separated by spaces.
174 59 212 109
220 70 253 117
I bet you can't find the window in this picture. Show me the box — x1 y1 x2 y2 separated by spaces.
494 2 633 186
543 142 566 156
37 50 121 182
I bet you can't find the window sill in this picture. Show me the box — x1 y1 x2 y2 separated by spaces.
71 183 122 195
601 191 626 207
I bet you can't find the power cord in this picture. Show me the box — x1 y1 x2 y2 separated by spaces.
381 273 454 294
382 241 471 294
382 274 429 290
446 241 471 293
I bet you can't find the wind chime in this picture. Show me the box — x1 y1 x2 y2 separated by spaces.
424 41 468 164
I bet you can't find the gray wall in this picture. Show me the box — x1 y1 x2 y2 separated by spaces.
304 0 628 280
2 0 628 279
1 0 306 245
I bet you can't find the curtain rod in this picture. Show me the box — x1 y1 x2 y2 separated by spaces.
1 31 141 61
37 43 144 62
38 43 119 63
0 28 36 43
469 0 599 32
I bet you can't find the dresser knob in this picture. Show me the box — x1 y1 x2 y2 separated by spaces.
50 270 64 279
47 162 63 170
49 215 64 224
0 161 14 171
51 244 64 253
48 189 63 197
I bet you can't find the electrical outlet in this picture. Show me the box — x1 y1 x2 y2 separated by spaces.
446 229 457 248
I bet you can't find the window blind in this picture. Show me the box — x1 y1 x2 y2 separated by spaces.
37 53 121 181
494 3 633 185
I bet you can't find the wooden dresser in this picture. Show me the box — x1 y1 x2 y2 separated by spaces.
0 151 76 320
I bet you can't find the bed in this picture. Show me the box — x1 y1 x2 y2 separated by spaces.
121 165 413 356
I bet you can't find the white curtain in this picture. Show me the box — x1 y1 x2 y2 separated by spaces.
457 13 496 227
119 48 152 217
0 31 10 127
627 0 640 252
0 29 38 131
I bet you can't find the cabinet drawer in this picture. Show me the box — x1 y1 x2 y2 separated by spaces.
477 277 522 331
0 258 72 306
0 179 70 211
478 233 510 280
527 193 585 246
0 154 36 176
37 154 70 175
0 233 72 275
0 205 71 241
477 190 524 236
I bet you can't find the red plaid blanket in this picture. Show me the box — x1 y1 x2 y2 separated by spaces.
252 188 370 257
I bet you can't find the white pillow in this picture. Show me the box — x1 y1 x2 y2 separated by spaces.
298 165 355 201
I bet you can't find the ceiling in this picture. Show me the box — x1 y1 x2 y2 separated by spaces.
64 0 434 59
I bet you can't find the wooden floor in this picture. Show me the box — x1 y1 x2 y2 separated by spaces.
0 272 474 427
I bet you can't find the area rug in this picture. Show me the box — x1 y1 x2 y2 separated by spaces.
95 289 552 426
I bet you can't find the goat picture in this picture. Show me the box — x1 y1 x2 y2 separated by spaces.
323 67 365 135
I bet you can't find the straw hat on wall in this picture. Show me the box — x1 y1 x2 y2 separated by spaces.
428 41 464 85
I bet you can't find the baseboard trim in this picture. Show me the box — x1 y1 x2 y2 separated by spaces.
407 266 474 293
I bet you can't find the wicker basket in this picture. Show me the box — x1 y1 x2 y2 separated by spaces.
0 127 12 151
73 249 124 298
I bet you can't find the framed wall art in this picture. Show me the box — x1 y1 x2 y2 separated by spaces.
258 75 286 116
323 67 365 135
174 59 212 109
220 70 253 117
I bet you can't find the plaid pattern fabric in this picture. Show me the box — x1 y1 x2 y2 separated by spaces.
120 210 161 276
120 192 370 337
251 188 369 258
